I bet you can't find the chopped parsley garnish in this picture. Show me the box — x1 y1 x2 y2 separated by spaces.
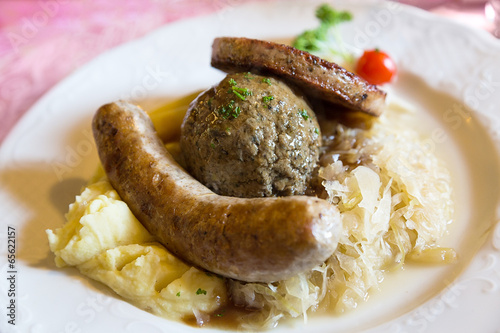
292 4 353 62
244 72 254 79
216 310 226 317
299 109 310 120
210 142 216 149
262 95 274 105
227 78 252 100
231 86 252 100
232 106 242 118
217 100 241 119
262 78 272 85
314 127 319 134
196 288 207 295
176 292 181 297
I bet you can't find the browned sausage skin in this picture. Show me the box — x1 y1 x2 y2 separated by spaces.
211 37 386 116
92 101 341 282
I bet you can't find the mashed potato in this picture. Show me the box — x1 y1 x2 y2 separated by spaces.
46 177 227 322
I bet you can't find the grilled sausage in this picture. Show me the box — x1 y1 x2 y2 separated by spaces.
211 37 386 116
92 101 341 282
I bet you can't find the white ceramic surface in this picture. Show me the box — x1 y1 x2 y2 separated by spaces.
0 1 499 332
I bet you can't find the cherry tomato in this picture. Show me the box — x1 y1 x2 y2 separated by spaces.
355 49 397 85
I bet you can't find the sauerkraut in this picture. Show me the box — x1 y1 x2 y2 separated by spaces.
229 97 455 329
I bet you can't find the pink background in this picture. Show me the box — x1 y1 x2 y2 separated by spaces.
0 0 495 146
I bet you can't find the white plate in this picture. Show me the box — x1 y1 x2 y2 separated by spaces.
1 1 500 332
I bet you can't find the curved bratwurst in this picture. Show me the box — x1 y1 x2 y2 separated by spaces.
92 101 341 283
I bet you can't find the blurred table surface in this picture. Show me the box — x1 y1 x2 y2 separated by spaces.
0 0 497 146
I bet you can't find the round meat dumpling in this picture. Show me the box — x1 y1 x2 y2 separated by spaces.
180 72 322 198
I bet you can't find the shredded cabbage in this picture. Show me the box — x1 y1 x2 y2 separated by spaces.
229 100 455 329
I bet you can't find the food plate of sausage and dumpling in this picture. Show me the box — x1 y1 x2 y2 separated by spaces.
1 1 499 333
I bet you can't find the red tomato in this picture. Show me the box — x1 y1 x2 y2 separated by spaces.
355 49 397 85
